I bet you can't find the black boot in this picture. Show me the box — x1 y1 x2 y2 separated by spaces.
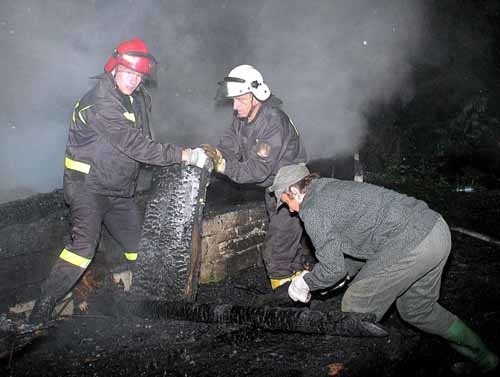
28 296 57 326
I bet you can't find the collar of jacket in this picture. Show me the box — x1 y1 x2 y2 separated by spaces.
91 73 135 113
298 178 325 216
247 95 283 125
237 99 268 126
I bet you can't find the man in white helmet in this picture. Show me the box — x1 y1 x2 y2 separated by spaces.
202 65 308 293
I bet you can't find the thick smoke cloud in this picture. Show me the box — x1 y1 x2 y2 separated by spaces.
1 0 428 201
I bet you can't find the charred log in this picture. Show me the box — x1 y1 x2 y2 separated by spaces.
0 316 49 360
132 162 212 302
0 191 66 230
138 300 388 338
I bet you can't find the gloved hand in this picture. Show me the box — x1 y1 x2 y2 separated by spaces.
288 271 311 303
200 144 225 173
182 147 208 168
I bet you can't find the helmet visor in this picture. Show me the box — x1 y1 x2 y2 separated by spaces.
214 81 232 106
221 76 251 98
121 51 158 83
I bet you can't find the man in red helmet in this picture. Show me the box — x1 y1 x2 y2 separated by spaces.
28 38 207 325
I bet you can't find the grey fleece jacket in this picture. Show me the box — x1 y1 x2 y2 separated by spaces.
300 178 440 291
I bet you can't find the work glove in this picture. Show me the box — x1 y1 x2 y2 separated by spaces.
200 144 226 173
288 271 311 303
182 147 208 168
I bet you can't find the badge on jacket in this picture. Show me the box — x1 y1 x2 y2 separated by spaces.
256 139 271 158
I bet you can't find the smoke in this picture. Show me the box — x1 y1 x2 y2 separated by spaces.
1 0 430 201
250 0 427 157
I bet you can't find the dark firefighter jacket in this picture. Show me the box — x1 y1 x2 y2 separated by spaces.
217 99 307 188
64 73 183 197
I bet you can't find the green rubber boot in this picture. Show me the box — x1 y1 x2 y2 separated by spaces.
446 319 498 372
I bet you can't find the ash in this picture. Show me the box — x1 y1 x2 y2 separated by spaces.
2 226 499 377
2 183 500 377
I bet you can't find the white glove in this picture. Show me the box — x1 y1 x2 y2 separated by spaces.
185 147 208 168
288 271 311 303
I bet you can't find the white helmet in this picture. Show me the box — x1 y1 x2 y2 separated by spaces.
223 64 271 101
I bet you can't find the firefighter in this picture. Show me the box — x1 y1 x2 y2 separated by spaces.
202 65 308 292
28 38 207 325
269 164 498 373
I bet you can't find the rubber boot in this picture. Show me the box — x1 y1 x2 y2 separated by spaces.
446 319 498 372
28 296 57 326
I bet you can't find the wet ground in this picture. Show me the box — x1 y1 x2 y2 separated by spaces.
1 192 499 377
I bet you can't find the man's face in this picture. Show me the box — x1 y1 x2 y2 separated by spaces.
232 93 256 119
114 65 143 95
280 192 301 213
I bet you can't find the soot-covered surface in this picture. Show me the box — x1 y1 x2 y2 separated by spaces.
135 163 211 302
1 192 500 377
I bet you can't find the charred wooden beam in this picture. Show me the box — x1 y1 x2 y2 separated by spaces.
138 300 388 338
133 162 212 302
0 316 49 360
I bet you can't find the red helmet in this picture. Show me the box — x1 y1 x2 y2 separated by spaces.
104 38 157 81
